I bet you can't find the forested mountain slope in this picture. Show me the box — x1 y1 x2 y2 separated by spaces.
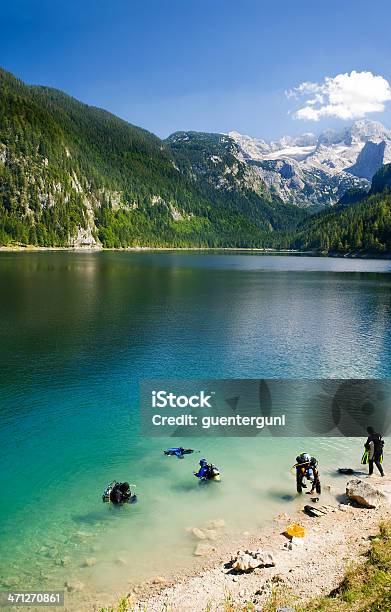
1 67 390 254
0 68 302 248
166 131 306 232
290 164 391 254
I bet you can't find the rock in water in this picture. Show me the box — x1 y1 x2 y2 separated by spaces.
4 576 21 588
346 478 387 509
64 580 84 592
205 519 225 529
82 557 96 567
190 527 207 540
194 543 217 557
204 529 218 541
115 556 128 566
55 556 71 567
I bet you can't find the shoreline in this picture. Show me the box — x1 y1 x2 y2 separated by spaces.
1 245 391 260
0 245 305 253
86 472 391 612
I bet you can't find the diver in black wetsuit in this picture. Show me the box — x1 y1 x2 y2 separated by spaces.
295 453 321 495
109 482 132 504
365 427 385 477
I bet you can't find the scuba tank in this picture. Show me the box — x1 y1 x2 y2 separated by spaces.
102 480 117 502
209 465 221 481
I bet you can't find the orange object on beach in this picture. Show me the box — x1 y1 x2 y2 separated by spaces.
286 523 306 538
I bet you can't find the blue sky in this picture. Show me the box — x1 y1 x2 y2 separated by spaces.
2 0 391 140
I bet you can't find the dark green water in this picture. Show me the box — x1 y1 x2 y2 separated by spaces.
0 252 390 606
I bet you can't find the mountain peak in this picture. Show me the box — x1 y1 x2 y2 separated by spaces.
316 120 391 148
348 119 391 141
229 120 391 207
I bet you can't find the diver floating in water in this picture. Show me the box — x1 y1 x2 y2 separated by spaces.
194 458 221 482
102 481 137 505
164 447 197 459
293 453 321 495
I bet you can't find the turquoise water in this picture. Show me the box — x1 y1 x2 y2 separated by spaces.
1 252 391 606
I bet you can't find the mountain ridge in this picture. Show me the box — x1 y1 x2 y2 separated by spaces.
229 120 391 207
0 67 303 249
0 66 390 253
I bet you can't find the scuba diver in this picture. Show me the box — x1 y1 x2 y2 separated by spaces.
294 453 321 495
363 427 385 477
102 481 137 505
194 458 221 482
164 447 196 459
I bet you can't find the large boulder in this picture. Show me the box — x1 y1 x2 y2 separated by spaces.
346 478 387 509
231 549 275 572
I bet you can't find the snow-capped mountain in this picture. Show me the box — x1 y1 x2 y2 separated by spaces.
229 120 391 207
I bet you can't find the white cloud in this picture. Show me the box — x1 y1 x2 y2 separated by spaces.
286 71 391 121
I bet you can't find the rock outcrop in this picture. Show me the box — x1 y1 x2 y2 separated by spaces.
346 478 387 508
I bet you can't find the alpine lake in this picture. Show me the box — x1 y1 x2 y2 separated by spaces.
1 251 391 607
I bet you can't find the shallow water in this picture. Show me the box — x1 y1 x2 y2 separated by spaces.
0 252 390 602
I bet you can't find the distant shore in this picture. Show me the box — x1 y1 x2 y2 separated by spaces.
1 244 391 259
0 244 303 253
